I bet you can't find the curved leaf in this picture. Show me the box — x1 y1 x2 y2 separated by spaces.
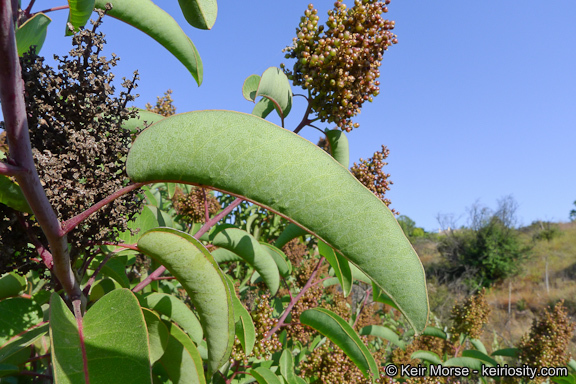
123 109 165 133
94 0 203 85
210 227 280 295
0 176 32 214
250 367 282 384
231 295 255 357
0 323 48 363
243 74 260 102
491 348 519 358
470 338 487 354
318 240 352 297
444 356 484 371
422 326 447 340
139 292 203 345
274 223 308 249
211 248 243 263
137 228 234 375
260 242 292 277
15 13 51 56
178 0 217 30
252 97 275 119
159 321 205 384
0 273 27 301
0 298 42 346
324 129 350 169
411 350 442 365
126 110 429 332
279 349 298 384
461 350 497 367
300 308 378 382
142 308 169 364
255 67 292 120
66 0 95 35
50 289 152 384
359 325 405 349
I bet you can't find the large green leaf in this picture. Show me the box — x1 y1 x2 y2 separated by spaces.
300 308 378 382
178 0 217 30
260 242 292 277
142 308 170 364
0 298 43 346
210 227 280 295
318 240 352 297
126 110 429 332
0 273 26 301
0 176 32 214
137 228 234 376
66 0 95 35
158 321 205 384
50 289 152 384
15 13 51 56
94 0 203 85
139 293 203 345
250 367 282 384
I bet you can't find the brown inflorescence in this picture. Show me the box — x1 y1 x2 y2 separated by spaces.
145 89 176 117
171 186 220 224
449 288 491 343
3 8 143 264
282 0 397 132
282 238 309 268
350 145 396 212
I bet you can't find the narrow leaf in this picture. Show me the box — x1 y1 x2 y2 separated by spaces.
0 323 48 363
66 0 95 36
0 176 32 213
243 74 261 102
491 348 519 358
255 67 292 120
461 350 497 367
178 0 217 30
0 273 26 301
279 349 298 384
422 326 447 340
126 111 429 332
211 248 243 263
137 228 234 376
140 293 203 344
94 0 203 85
232 295 255 357
411 350 442 365
159 321 206 384
15 13 51 56
260 242 292 277
210 227 280 295
324 129 350 168
274 223 308 249
318 240 352 297
359 325 405 349
250 367 282 384
0 363 18 377
444 356 485 371
300 308 378 382
470 338 487 354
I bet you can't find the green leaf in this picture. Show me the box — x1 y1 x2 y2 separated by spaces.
422 326 447 340
66 0 95 35
371 282 399 311
318 240 352 297
358 325 405 349
211 248 243 263
158 321 206 384
0 323 48 363
15 13 51 56
461 350 497 367
178 0 217 30
569 359 576 372
279 350 298 384
142 308 170 364
0 298 43 346
50 289 152 384
255 67 292 121
139 293 203 345
94 0 203 85
118 205 159 245
123 109 165 133
260 242 292 277
411 350 442 365
210 227 280 295
0 176 32 213
469 338 487 354
443 356 484 371
243 74 261 102
274 223 308 249
231 294 255 357
0 363 18 378
126 110 429 333
252 97 275 119
88 278 122 302
137 228 234 376
491 348 519 358
250 367 282 384
100 257 130 288
300 308 378 382
324 129 349 169
0 273 26 301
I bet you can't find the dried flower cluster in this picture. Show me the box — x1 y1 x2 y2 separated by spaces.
449 288 491 342
171 186 220 223
145 89 176 117
230 294 282 364
282 238 309 267
1 8 143 265
282 0 397 131
350 145 395 211
514 301 574 383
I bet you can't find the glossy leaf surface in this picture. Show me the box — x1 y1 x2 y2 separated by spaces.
15 13 51 56
126 110 428 332
94 0 203 85
137 228 234 375
300 308 378 382
66 0 95 35
0 176 31 213
178 0 217 30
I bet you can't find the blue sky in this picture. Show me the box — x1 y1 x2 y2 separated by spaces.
8 0 576 231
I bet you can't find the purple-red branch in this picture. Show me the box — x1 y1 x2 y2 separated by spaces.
33 5 69 16
0 161 24 176
73 300 90 384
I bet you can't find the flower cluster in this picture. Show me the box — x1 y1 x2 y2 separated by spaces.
350 145 395 211
145 89 176 117
171 186 220 224
449 288 491 342
282 0 397 131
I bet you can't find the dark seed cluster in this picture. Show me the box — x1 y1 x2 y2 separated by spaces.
282 0 397 132
171 186 220 224
350 145 395 212
3 7 143 263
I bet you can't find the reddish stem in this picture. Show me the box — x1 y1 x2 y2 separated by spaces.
267 256 325 337
0 161 24 176
73 299 90 384
132 265 166 293
293 96 314 134
33 5 69 16
17 213 53 269
82 252 115 296
61 182 146 236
